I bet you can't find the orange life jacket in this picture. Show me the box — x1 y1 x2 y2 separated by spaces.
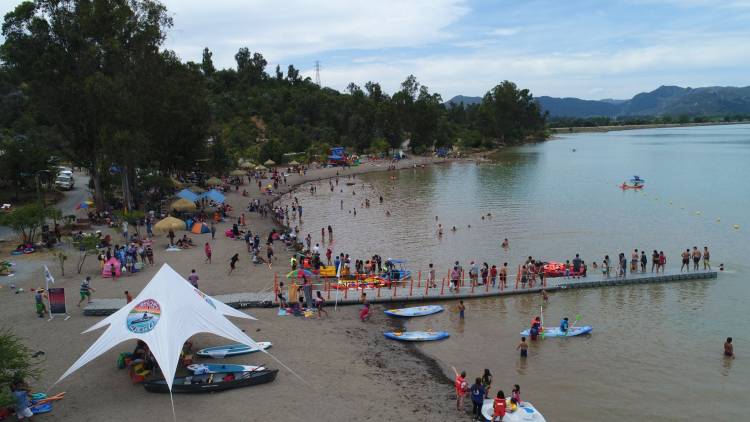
493 398 506 416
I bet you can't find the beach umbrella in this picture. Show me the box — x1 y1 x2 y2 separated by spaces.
286 269 314 278
206 177 222 186
57 264 261 399
153 216 186 233
240 161 254 169
170 198 197 212
75 200 94 210
288 160 299 166
263 159 276 166
189 185 206 193
229 169 246 176
255 164 267 171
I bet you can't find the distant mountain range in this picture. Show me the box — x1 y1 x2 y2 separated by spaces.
446 85 750 118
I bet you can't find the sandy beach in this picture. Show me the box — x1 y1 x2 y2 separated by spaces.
0 156 464 421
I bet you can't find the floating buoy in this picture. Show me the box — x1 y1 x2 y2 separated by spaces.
716 218 721 223
733 224 740 230
695 211 702 216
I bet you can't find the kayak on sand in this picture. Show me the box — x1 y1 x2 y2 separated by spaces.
187 363 265 373
383 331 449 342
196 342 272 358
520 326 592 337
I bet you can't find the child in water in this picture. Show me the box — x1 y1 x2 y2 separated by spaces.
458 300 465 319
517 337 528 358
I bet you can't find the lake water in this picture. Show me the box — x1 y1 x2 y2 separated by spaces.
281 124 750 421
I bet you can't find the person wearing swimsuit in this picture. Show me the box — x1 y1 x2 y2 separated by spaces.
703 246 711 270
681 249 690 272
692 247 701 271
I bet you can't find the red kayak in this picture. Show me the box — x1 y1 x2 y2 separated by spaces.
620 183 644 190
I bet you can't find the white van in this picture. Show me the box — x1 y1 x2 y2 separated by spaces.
55 174 75 190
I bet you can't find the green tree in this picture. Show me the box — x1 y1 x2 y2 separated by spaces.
1 0 174 209
0 203 57 243
201 47 216 77
478 81 546 144
0 329 40 407
73 234 100 274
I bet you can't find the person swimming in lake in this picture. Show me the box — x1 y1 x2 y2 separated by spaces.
517 336 528 358
724 337 734 358
501 238 509 249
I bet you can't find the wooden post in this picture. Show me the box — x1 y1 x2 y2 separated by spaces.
425 275 430 295
417 271 422 288
440 277 445 295
409 277 414 297
393 279 398 297
326 279 331 300
515 266 521 290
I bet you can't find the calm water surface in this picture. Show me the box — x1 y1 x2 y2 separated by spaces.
282 124 749 421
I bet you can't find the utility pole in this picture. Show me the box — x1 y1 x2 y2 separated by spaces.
314 61 321 86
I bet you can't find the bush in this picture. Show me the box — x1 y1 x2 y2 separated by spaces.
0 329 40 407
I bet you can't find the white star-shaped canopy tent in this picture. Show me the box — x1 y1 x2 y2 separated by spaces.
57 264 262 392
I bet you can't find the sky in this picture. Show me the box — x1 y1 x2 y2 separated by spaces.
2 0 750 100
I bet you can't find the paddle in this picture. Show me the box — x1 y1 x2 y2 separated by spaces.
568 314 582 336
539 306 545 340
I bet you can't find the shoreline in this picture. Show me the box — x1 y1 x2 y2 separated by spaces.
549 120 748 134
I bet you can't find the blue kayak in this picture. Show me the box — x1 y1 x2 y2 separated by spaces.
187 363 265 373
196 342 272 358
384 305 443 317
520 326 592 337
384 331 449 342
31 403 52 414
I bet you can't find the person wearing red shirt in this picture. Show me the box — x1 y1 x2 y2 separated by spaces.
493 390 506 421
452 367 468 411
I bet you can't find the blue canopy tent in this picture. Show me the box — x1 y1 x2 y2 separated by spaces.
176 189 199 202
200 189 225 204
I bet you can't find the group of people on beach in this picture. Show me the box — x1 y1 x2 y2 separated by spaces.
453 367 522 421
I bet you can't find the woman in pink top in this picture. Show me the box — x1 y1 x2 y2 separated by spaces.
204 242 212 264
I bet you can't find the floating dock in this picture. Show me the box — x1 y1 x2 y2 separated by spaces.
84 269 718 316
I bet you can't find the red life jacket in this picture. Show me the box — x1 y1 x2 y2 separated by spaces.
493 398 506 416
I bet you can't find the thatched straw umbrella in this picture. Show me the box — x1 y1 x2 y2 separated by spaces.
153 216 186 233
205 177 222 186
170 198 197 212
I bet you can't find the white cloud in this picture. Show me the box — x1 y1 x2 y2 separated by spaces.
314 34 750 99
163 0 469 66
487 27 520 36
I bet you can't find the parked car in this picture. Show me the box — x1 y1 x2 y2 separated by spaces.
55 174 75 190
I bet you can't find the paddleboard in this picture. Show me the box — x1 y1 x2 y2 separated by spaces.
31 403 52 415
383 331 449 342
196 342 272 358
520 326 592 337
187 363 265 374
384 305 443 317
481 399 546 422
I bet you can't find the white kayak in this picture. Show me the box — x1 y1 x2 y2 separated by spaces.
520 326 592 338
482 399 546 422
383 331 449 341
187 363 265 374
196 342 272 358
384 305 443 317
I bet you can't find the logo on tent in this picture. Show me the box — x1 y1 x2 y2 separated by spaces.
126 299 161 333
194 289 216 309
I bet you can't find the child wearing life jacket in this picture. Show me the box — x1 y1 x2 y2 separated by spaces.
451 367 469 411
493 390 506 421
